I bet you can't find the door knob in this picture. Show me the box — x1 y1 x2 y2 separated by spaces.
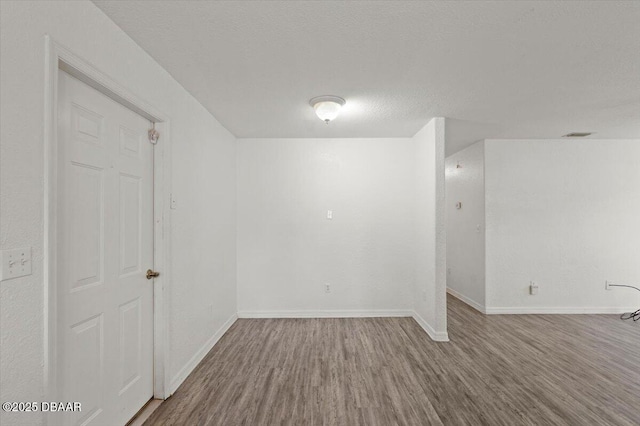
146 269 160 279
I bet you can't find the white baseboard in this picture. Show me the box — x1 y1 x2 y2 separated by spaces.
484 306 638 315
237 309 450 341
446 288 486 314
237 309 413 318
169 313 237 394
411 311 449 342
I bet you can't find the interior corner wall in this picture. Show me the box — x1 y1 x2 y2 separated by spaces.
0 2 236 424
445 141 486 312
484 139 640 313
236 138 416 316
412 118 448 341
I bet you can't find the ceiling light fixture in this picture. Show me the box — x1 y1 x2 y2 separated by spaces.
562 132 593 137
309 96 346 124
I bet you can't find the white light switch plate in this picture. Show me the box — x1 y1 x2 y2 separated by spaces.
1 247 32 281
529 281 539 295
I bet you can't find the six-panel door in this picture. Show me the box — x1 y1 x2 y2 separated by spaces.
57 70 154 426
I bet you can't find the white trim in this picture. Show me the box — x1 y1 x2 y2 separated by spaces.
412 311 450 342
434 117 448 335
43 36 173 417
43 36 58 426
169 313 238 394
152 117 172 399
484 306 638 315
447 288 486 314
237 310 453 342
237 309 413 319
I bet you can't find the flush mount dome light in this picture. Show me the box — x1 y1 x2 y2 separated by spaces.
562 132 593 137
309 96 346 123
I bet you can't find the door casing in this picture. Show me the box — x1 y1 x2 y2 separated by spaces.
43 35 172 424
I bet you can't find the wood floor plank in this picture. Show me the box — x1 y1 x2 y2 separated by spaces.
145 296 639 425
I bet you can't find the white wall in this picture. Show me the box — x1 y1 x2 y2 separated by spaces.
236 138 415 315
0 2 236 424
484 139 640 313
445 141 486 311
412 118 448 340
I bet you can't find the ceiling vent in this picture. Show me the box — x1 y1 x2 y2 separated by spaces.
562 132 593 137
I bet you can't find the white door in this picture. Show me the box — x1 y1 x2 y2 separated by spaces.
56 70 154 426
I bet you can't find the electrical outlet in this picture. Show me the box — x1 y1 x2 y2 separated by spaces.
325 283 331 293
327 210 333 220
605 280 613 291
529 281 539 295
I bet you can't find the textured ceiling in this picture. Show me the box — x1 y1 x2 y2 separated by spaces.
93 1 640 153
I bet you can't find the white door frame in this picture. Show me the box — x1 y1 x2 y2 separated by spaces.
43 35 172 419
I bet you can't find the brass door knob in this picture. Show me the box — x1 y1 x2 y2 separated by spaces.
146 269 160 279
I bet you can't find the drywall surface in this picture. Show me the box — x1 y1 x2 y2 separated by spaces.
0 2 236 424
484 139 640 312
236 138 415 315
94 1 640 142
412 118 448 340
445 141 486 311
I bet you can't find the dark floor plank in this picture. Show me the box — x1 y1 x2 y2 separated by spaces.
145 296 639 425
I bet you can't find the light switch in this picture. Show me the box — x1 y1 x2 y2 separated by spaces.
327 210 333 220
1 247 32 281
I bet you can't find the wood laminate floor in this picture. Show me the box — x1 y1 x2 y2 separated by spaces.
145 295 639 425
